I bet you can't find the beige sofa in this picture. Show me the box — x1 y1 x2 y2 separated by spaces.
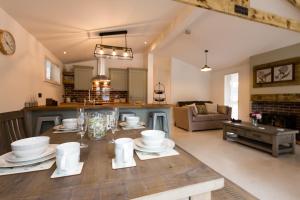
174 101 232 131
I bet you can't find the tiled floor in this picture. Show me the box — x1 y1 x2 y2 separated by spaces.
171 126 300 200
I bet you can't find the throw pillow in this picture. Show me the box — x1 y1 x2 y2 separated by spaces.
185 103 198 116
205 103 218 113
217 105 227 114
196 105 207 114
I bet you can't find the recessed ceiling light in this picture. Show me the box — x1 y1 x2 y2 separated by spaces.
144 41 148 45
63 51 67 55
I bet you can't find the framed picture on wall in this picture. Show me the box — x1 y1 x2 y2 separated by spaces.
256 68 272 84
273 64 295 82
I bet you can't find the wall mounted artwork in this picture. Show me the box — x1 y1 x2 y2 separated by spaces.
253 57 300 88
273 64 294 82
256 68 272 84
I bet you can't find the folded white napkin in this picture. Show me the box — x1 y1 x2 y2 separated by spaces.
135 149 179 160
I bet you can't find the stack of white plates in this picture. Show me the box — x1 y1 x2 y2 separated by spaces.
134 138 175 153
134 130 175 153
53 125 79 133
0 137 56 168
119 121 145 129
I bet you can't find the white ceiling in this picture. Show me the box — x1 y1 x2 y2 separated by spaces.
1 0 300 69
157 8 300 70
0 0 184 64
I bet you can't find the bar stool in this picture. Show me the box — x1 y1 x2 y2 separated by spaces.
148 112 169 136
35 116 61 135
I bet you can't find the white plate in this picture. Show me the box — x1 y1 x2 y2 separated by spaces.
5 144 56 163
135 138 165 149
134 138 175 153
53 125 78 131
0 153 55 168
119 121 145 128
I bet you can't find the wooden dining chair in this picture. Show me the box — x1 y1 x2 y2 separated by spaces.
0 110 28 154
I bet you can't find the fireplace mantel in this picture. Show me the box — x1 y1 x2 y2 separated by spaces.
251 94 300 103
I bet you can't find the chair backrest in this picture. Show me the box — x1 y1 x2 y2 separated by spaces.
0 110 27 154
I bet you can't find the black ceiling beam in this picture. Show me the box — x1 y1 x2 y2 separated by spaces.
99 30 127 37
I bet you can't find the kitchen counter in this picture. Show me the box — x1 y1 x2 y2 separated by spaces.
24 103 173 137
24 103 173 111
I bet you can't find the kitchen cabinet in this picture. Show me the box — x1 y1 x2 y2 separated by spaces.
109 68 128 91
74 66 93 90
128 68 147 103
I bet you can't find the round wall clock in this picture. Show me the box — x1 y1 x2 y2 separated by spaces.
0 30 16 55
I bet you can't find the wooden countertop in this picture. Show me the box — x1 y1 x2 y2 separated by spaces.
0 129 223 200
24 103 173 111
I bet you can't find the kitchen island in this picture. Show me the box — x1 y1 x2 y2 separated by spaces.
0 129 224 200
24 103 173 137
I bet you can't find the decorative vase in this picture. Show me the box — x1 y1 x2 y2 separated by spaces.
87 112 107 140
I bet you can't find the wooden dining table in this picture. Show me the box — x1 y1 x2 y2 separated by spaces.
0 128 224 200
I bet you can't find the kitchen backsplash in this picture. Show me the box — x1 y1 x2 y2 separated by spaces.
64 84 128 103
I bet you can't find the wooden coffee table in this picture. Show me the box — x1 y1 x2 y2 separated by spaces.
223 121 298 157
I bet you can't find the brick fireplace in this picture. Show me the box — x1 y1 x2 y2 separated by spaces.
251 94 300 142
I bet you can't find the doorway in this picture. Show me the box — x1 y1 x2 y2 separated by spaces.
224 73 239 119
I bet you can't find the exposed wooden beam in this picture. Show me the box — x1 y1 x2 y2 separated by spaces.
287 0 300 9
148 6 203 52
174 0 300 33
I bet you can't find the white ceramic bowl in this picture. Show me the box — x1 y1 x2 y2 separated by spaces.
11 136 50 158
141 130 165 147
62 118 77 129
126 116 140 127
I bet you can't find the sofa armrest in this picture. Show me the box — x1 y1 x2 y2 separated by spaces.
217 105 232 119
173 106 193 131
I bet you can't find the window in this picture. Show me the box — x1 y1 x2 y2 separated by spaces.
45 58 61 85
224 73 239 119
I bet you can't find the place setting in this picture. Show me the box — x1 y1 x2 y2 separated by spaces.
119 116 146 130
133 130 179 160
111 129 179 170
0 136 57 176
53 118 79 133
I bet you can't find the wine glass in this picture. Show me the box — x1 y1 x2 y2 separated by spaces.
77 108 88 148
107 109 119 143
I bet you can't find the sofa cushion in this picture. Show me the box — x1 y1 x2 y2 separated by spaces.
192 113 228 122
185 103 198 116
196 105 207 114
205 103 218 113
217 105 227 115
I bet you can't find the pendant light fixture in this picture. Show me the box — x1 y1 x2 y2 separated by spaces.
91 58 110 90
94 30 133 60
201 49 212 72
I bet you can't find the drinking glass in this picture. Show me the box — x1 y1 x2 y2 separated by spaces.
107 108 119 143
77 108 88 148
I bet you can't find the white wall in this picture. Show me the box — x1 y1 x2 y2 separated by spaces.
211 60 251 121
153 55 171 104
250 43 300 94
65 53 145 76
171 57 211 104
0 8 64 113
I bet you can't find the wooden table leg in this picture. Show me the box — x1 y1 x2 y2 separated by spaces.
223 127 227 140
272 136 279 157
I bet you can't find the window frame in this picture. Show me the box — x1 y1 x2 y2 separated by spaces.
44 57 62 86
